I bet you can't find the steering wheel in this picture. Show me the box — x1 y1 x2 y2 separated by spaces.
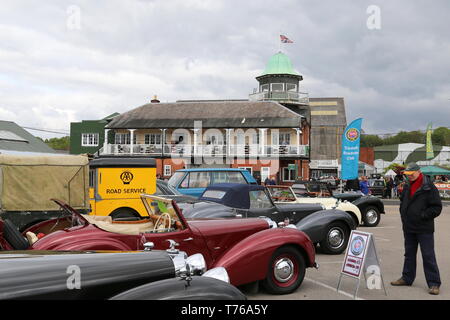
153 212 172 232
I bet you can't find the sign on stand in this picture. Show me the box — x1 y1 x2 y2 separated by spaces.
337 230 387 299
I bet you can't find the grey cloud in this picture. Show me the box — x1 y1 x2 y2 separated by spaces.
0 0 449 139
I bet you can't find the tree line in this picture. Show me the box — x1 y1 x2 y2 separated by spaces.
361 127 450 148
37 136 70 150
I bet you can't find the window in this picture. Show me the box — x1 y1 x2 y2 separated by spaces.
89 169 95 188
261 84 269 92
205 133 224 145
168 172 185 188
145 133 162 145
82 133 99 146
202 190 226 199
249 190 273 209
261 167 270 182
286 83 297 92
179 172 211 188
212 171 246 184
270 83 284 92
282 167 296 182
279 133 291 145
0 130 28 142
114 133 136 144
172 132 187 144
164 165 172 177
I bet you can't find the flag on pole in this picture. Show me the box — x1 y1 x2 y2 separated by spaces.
341 118 363 180
280 35 293 43
426 122 434 160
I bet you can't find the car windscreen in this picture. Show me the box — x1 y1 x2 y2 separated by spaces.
168 172 185 188
268 187 296 201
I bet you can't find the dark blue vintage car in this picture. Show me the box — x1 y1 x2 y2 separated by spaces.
178 183 356 254
0 248 246 300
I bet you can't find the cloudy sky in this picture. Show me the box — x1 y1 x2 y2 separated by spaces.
1 0 449 139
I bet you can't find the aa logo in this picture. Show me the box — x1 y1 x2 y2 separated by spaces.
67 265 81 290
120 171 134 184
366 265 382 290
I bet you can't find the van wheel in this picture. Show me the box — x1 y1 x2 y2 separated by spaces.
110 208 141 221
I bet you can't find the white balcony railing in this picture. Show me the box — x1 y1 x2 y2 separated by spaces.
248 91 309 104
100 143 309 157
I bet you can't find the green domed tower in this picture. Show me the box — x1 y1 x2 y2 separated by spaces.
249 51 308 105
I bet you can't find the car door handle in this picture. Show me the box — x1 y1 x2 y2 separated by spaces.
183 237 194 242
272 211 278 215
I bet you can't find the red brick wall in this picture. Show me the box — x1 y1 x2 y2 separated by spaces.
359 147 374 165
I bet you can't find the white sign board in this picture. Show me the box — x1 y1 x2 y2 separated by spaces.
341 231 370 278
337 230 387 298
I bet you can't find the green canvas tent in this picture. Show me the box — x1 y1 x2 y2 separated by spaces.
420 165 450 176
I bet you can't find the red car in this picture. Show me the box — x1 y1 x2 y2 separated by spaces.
0 195 317 295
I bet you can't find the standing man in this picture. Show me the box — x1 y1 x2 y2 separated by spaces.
391 162 442 295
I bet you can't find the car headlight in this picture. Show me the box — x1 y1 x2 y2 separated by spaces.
171 251 189 276
173 252 207 277
185 253 206 276
202 267 230 283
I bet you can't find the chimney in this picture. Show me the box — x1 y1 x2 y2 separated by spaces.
151 95 160 103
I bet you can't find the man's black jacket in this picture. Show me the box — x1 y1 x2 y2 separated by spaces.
400 174 442 233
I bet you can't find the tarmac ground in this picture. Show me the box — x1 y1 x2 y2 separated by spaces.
244 200 450 300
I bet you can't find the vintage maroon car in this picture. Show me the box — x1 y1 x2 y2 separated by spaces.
0 195 317 295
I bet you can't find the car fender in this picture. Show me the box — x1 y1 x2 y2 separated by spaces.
335 202 362 225
211 227 315 287
353 196 385 214
295 209 355 244
110 276 246 300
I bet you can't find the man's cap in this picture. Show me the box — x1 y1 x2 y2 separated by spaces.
403 162 421 174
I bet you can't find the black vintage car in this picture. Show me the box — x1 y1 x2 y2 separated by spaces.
179 183 356 254
0 248 245 300
292 180 385 227
368 179 386 197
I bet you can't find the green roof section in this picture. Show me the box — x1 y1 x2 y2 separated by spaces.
260 52 300 77
0 120 56 153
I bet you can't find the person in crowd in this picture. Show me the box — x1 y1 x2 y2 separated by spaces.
385 176 394 199
391 162 442 295
345 178 360 191
264 175 276 186
359 176 370 195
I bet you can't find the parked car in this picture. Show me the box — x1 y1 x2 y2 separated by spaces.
291 180 333 197
0 195 317 295
266 185 362 227
293 180 385 227
332 191 385 227
181 183 356 254
168 168 257 198
368 179 386 197
0 248 245 300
